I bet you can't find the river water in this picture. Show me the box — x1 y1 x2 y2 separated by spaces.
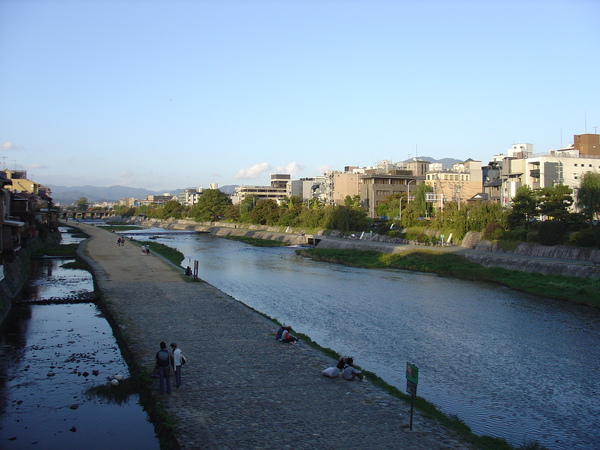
128 228 600 450
0 228 159 449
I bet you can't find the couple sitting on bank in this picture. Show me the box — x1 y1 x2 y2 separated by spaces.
276 323 299 344
322 356 364 381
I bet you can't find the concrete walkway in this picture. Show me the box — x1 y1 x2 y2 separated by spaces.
73 223 471 449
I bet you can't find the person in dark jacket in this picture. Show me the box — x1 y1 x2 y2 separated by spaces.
155 341 172 394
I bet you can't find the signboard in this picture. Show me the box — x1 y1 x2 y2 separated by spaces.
406 379 417 396
406 362 419 384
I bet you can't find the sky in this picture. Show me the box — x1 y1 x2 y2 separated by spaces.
1 0 599 192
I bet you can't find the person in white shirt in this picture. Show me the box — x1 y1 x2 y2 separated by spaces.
170 343 185 388
342 357 364 381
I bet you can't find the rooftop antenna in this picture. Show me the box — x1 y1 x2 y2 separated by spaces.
594 126 599 134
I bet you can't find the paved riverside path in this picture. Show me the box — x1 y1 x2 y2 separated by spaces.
72 223 471 449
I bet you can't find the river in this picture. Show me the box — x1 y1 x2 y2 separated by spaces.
126 228 600 450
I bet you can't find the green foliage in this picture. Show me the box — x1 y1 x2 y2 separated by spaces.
569 227 600 248
221 236 287 247
76 196 89 211
537 220 567 246
248 199 280 225
577 172 600 220
190 189 233 222
482 222 503 240
508 185 538 229
404 226 426 240
538 184 573 221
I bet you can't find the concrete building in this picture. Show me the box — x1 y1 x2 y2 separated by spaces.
232 174 291 205
482 135 600 209
425 159 483 206
178 188 204 206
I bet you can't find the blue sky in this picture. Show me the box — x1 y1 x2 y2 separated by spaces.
1 0 598 192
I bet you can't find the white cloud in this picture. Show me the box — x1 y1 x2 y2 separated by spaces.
234 162 272 180
2 142 19 151
28 163 48 170
283 162 305 176
316 165 332 175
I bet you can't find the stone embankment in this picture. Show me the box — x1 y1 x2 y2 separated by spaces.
129 219 600 278
134 218 315 245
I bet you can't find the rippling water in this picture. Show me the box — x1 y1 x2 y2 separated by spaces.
129 229 600 449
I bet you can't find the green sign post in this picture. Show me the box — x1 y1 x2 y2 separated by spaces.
406 362 419 430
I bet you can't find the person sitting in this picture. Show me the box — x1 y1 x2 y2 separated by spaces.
277 323 298 343
322 356 346 378
342 357 364 381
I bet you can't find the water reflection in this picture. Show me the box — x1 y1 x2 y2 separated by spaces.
125 228 600 449
0 251 159 449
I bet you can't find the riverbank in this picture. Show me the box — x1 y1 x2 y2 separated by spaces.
70 222 479 449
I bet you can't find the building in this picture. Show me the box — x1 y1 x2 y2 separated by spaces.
178 188 204 207
232 174 291 204
482 135 600 209
291 177 326 203
425 160 482 206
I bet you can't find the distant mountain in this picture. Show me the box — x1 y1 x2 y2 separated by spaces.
48 184 241 205
403 156 462 169
48 185 162 205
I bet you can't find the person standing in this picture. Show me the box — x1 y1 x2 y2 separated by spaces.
170 343 185 388
155 342 172 394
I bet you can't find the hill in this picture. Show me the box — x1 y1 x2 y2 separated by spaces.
48 184 240 205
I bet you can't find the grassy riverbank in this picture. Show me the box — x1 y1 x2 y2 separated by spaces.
297 248 600 308
221 235 288 247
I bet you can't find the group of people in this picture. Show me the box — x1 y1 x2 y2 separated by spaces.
322 356 364 381
142 245 150 255
116 237 125 246
155 342 186 394
275 323 364 382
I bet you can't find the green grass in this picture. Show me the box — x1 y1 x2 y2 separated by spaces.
297 248 600 308
139 240 186 267
221 235 288 247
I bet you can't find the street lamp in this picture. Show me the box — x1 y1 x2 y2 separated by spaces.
407 180 415 203
399 197 403 222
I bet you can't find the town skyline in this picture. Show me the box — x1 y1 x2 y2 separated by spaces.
1 1 598 191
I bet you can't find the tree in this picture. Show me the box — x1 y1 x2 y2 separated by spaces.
577 172 600 220
507 186 538 230
191 189 233 222
249 199 279 225
538 184 573 222
75 197 88 211
160 200 185 219
344 195 362 210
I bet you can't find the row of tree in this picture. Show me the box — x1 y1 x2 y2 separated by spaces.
105 173 600 247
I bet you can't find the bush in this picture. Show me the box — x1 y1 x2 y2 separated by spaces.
416 233 429 244
538 221 567 246
503 227 528 242
386 230 403 238
482 223 503 240
570 228 600 248
405 226 426 241
526 231 539 242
